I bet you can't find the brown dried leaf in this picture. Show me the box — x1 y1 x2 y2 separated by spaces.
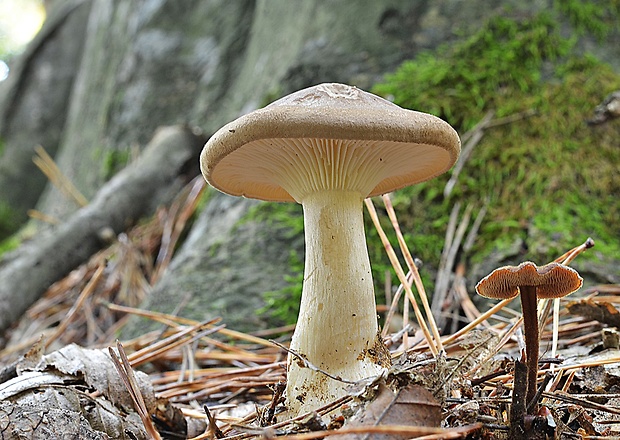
0 343 185 439
338 383 441 440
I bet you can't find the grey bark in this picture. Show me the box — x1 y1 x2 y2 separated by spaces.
0 126 204 332
0 0 91 237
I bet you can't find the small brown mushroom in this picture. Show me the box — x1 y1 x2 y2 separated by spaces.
475 261 582 413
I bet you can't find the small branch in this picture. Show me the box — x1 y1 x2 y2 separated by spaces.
270 340 357 385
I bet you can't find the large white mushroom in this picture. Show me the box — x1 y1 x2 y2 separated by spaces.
200 83 460 415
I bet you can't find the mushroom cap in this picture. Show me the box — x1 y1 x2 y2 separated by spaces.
200 83 461 202
475 261 583 300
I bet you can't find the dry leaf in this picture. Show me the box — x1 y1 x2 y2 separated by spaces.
337 383 441 440
0 343 184 439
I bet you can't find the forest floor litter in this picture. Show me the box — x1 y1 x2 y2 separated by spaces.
1 177 619 439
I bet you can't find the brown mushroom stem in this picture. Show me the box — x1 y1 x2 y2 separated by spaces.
286 190 388 415
520 285 540 414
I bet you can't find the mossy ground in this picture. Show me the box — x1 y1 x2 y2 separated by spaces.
256 5 620 325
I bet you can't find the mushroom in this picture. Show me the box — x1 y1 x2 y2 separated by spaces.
475 261 582 413
200 83 460 415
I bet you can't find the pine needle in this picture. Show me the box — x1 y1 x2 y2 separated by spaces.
32 145 88 207
364 197 438 355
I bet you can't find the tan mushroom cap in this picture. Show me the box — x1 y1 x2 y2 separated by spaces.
200 83 461 202
475 261 583 300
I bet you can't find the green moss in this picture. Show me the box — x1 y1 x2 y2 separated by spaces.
554 0 620 40
242 201 304 239
0 234 20 255
372 13 620 270
101 149 132 180
373 13 573 131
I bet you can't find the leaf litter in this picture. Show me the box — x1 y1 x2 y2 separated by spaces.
1 132 620 438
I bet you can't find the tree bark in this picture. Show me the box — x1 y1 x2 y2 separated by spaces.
0 126 204 332
0 0 91 237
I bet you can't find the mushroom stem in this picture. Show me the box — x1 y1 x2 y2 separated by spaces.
520 285 540 414
285 190 388 414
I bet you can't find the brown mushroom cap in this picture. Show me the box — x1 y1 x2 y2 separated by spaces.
200 83 461 202
475 261 583 300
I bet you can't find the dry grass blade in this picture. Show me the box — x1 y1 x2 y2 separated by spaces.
106 302 276 348
442 297 514 346
45 263 106 349
27 208 60 225
381 270 412 339
381 193 444 352
152 176 206 283
109 340 162 440
364 198 437 355
223 396 353 440
547 238 595 359
32 145 88 207
128 318 224 367
270 340 357 384
444 110 494 197
434 203 473 328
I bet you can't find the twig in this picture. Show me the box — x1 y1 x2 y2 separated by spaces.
246 423 482 440
128 318 223 366
381 270 411 339
548 238 595 359
433 204 473 327
542 390 620 416
432 202 461 318
462 201 487 253
204 405 225 439
152 176 206 283
104 302 275 347
109 341 162 440
224 396 353 440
